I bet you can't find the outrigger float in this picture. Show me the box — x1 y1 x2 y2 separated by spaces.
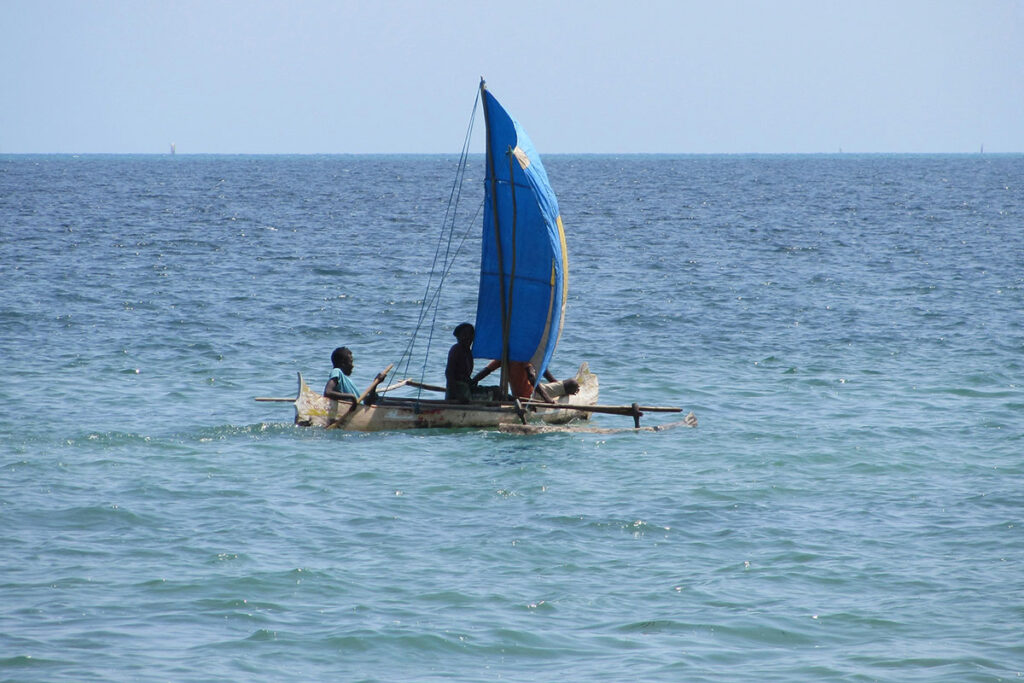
256 80 696 433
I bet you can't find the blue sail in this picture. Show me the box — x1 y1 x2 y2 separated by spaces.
473 82 568 387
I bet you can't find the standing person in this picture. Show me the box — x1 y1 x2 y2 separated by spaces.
445 323 475 402
324 346 359 405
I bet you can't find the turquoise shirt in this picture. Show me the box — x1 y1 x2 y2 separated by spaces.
329 368 359 396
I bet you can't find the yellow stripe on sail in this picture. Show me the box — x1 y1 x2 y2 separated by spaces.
557 215 569 309
535 215 568 368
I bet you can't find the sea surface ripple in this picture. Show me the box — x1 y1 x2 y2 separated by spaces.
1 154 1022 681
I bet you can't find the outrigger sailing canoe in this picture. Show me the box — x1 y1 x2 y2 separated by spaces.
290 363 601 431
257 80 693 432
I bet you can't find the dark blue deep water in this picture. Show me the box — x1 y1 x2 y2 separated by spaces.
2 154 1022 681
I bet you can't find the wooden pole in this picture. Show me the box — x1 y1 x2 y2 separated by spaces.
404 379 447 393
376 378 412 394
524 401 683 415
356 364 395 404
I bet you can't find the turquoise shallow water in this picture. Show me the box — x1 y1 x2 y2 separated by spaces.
2 154 1022 681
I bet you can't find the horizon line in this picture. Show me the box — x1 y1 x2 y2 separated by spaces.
2 150 1018 157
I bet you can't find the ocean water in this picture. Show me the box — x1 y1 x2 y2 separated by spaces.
1 153 1022 681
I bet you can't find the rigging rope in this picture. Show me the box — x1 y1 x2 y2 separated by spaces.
390 88 482 401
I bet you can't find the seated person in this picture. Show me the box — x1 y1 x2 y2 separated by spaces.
324 346 359 405
445 323 475 402
539 375 581 399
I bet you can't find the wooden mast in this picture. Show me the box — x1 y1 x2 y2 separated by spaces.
503 145 519 395
480 78 511 395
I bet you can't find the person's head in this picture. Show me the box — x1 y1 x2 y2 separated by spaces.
453 322 474 346
563 378 580 395
331 347 354 375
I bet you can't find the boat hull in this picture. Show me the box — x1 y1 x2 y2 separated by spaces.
295 363 598 431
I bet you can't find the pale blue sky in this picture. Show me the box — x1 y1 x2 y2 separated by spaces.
3 0 1022 154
